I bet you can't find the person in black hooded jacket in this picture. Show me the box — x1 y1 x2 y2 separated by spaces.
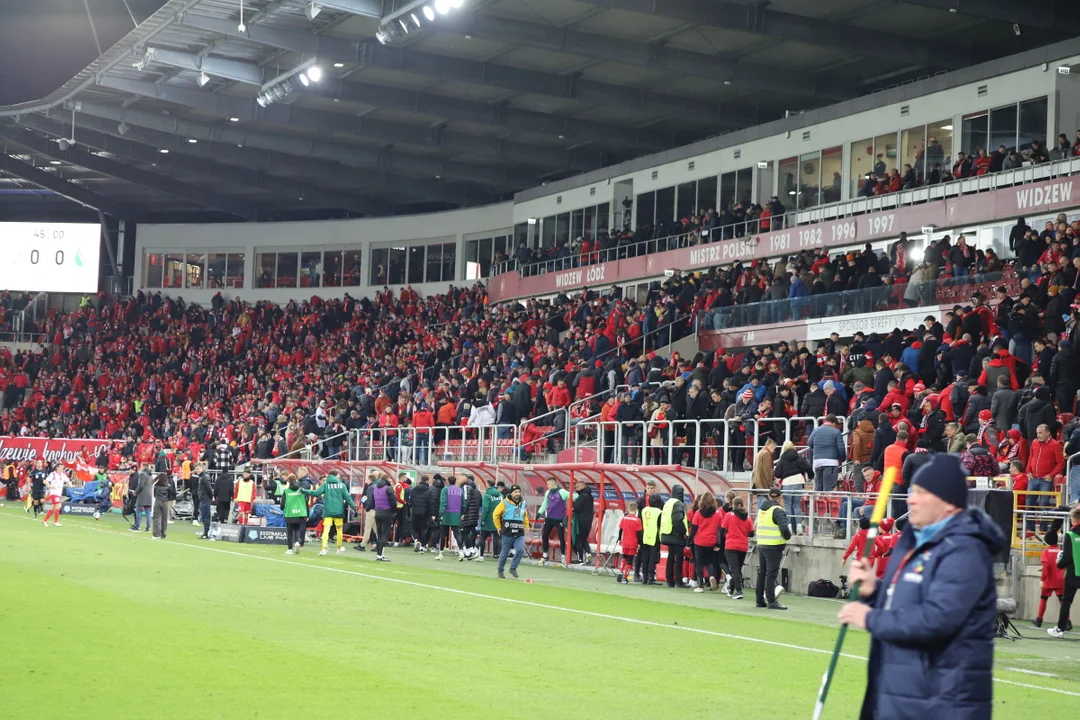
1023 386 1060 441
660 484 688 588
572 479 594 564
460 475 483 558
409 475 436 552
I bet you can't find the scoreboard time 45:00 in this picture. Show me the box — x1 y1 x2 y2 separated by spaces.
1 222 101 293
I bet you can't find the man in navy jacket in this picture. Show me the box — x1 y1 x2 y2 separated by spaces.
839 454 1005 720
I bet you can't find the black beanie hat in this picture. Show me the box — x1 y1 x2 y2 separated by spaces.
912 454 968 509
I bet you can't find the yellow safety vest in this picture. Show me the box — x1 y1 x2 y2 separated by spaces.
641 506 661 546
235 479 255 504
660 498 687 537
755 503 785 546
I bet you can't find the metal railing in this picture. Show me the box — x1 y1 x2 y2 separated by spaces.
349 424 521 466
697 270 1009 331
275 428 354 461
500 154 1080 282
1066 451 1080 506
568 415 836 472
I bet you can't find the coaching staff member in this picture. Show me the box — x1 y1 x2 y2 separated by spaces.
839 454 1006 720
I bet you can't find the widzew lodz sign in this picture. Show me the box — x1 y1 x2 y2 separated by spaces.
0 436 118 464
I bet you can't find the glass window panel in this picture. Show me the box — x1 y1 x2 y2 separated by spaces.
256 252 276 288
387 248 406 285
205 253 225 289
442 243 456 281
465 239 479 265
735 167 753 208
163 252 184 288
276 252 298 288
571 209 584 241
478 238 493 278
778 156 798 204
144 252 163 289
426 245 443 283
636 192 655 228
962 112 988 157
323 250 342 287
798 151 821 209
697 176 717 212
185 252 206 289
718 172 735 212
541 216 555 248
926 120 952 179
343 250 362 287
370 248 388 286
873 132 897 180
226 253 244 289
849 137 873 197
494 236 508 273
514 222 528 250
596 202 609 233
901 125 926 182
821 147 843 204
655 186 675 225
583 206 595 240
1018 97 1048 153
676 181 696 219
407 246 425 285
989 104 1018 155
300 251 322 288
555 213 570 248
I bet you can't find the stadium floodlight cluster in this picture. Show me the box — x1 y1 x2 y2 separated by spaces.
256 61 323 108
375 0 465 45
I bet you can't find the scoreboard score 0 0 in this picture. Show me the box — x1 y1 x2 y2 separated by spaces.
0 223 101 293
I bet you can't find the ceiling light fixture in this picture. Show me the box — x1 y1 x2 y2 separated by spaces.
333 62 344 68
435 0 451 14
237 0 246 32
305 2 322 21
422 5 435 21
188 138 198 144
450 0 464 7
160 149 169 154
50 160 61 165
197 71 210 87
412 12 422 27
229 117 240 122
306 65 322 82
299 73 310 87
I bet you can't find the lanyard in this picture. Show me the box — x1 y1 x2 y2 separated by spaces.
883 547 918 611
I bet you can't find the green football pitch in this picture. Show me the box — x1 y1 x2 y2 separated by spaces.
1 506 1077 719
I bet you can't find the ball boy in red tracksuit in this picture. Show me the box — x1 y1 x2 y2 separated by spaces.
843 517 872 566
1032 534 1065 627
616 501 642 583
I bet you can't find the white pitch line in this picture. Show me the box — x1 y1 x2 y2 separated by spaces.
5 512 1080 699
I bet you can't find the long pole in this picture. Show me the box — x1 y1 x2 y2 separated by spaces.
811 466 899 720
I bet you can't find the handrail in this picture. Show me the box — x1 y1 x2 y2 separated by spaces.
698 270 1010 333
499 154 1080 283
275 428 352 461
1066 450 1080 506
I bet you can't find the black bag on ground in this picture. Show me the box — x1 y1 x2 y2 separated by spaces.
807 578 840 598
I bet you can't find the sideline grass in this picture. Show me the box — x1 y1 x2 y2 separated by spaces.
1 507 1076 719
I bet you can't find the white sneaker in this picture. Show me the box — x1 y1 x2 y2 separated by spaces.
1048 627 1065 638
318 549 327 556
192 520 200 526
693 587 705 593
472 556 485 562
733 593 744 600
458 551 465 562
293 542 301 554
435 552 443 561
167 520 174 524
94 511 101 520
337 547 345 555
285 549 294 555
53 522 62 527
537 558 546 567
723 577 732 594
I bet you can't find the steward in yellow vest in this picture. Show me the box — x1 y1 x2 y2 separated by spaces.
755 488 792 610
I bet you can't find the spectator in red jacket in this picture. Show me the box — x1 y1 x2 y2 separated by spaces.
721 496 754 600
548 379 572 409
1025 423 1064 511
972 148 992 175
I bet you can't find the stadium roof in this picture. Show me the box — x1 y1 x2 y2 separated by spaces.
0 0 1075 223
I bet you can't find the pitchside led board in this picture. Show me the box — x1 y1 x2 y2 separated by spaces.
0 222 101 293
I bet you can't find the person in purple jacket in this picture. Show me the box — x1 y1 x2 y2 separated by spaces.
371 473 397 562
538 477 570 566
436 475 464 561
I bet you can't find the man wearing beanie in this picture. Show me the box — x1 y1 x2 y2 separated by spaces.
839 454 1006 720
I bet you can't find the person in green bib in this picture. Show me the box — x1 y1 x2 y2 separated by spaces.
754 487 791 610
479 478 503 560
1049 506 1080 638
281 474 309 555
304 472 357 556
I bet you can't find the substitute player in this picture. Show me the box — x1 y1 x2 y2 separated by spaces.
41 465 71 526
233 468 257 526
